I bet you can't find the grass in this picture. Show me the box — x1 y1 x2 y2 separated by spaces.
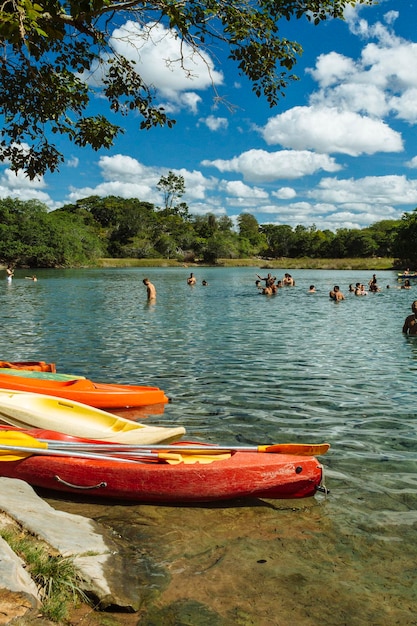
0 526 89 622
96 257 397 270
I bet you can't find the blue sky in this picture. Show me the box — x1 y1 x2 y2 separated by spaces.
2 0 417 231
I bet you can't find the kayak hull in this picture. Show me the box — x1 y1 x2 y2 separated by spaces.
0 391 185 444
0 361 56 372
0 372 168 409
0 429 324 503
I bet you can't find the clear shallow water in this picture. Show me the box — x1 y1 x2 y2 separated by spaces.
1 267 417 624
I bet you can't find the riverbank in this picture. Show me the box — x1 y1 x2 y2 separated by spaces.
97 256 397 270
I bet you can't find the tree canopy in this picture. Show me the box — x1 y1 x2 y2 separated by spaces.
1 0 373 178
0 194 413 268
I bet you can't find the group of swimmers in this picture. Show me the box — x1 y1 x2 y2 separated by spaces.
255 272 295 294
254 270 417 336
187 272 207 286
5 266 37 282
143 272 208 301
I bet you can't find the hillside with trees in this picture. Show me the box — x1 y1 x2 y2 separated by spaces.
0 191 415 268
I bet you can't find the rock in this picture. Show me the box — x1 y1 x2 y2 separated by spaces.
0 478 140 613
0 537 40 625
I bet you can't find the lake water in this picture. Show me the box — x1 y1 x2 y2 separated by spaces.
1 267 417 625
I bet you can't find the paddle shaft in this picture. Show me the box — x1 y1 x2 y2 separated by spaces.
0 444 181 463
38 440 330 456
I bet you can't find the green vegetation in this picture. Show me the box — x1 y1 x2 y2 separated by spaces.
0 526 88 622
0 1 373 178
0 173 413 268
0 189 416 269
96 257 396 270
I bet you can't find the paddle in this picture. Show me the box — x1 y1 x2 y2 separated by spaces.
36 439 330 456
0 431 181 463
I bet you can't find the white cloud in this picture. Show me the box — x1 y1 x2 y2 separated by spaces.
200 115 229 131
67 155 215 206
99 154 159 183
202 148 341 182
104 21 223 112
306 17 417 124
405 156 417 169
384 11 399 26
250 199 401 231
390 88 417 123
0 169 58 208
1 169 45 190
260 106 403 156
309 175 417 206
68 155 162 203
67 181 156 204
272 187 297 200
175 167 217 201
223 180 268 199
66 157 79 168
307 51 356 89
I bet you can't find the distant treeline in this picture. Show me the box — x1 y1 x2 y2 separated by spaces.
1 195 416 268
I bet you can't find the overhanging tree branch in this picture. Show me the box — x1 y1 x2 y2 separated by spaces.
0 0 374 178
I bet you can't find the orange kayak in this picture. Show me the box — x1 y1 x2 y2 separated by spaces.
0 372 169 409
0 360 56 372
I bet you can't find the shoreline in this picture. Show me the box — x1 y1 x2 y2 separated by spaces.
96 257 398 271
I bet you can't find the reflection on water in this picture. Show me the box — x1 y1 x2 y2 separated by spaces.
1 267 417 624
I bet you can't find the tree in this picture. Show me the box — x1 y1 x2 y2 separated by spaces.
156 171 188 217
393 209 417 265
366 219 401 257
0 197 104 266
261 224 295 257
0 1 373 178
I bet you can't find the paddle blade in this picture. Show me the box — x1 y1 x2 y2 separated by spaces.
0 431 48 461
164 453 231 465
259 443 330 456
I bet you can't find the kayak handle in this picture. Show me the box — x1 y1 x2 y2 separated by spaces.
55 475 107 490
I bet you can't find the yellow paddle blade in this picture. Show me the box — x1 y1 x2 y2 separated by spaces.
258 443 330 455
164 453 231 465
0 431 48 461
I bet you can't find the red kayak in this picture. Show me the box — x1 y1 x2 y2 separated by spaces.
0 428 325 503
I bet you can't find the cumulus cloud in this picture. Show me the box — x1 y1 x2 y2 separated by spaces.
249 199 401 231
67 155 215 206
306 15 417 124
260 106 403 156
202 148 341 182
200 115 229 131
405 156 417 169
66 157 79 168
99 155 159 183
223 180 268 199
310 174 417 206
1 169 45 190
0 169 58 207
3 3 417 236
67 181 156 203
272 187 297 200
86 20 224 113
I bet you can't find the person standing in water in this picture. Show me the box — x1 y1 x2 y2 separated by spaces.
329 285 345 301
402 301 417 335
143 278 156 301
187 272 197 285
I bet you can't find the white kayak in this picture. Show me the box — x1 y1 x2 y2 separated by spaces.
0 390 185 444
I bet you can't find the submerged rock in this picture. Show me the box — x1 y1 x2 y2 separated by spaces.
0 478 145 618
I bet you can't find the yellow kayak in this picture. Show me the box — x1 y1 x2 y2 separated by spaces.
0 390 185 444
